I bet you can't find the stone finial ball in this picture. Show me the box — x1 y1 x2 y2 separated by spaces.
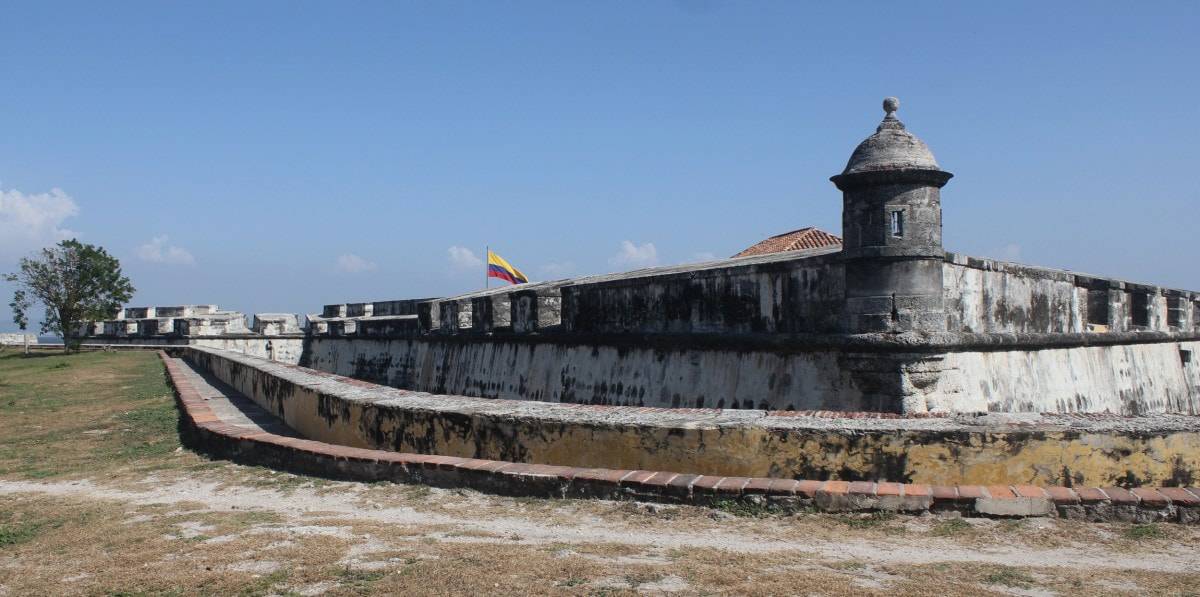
883 97 900 114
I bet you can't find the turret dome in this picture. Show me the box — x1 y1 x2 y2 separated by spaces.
839 97 941 175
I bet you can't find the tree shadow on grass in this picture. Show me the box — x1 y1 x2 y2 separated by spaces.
0 349 93 360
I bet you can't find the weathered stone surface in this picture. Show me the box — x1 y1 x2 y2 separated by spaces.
975 496 1057 517
0 333 36 346
184 345 1200 487
253 313 301 335
832 98 952 336
947 341 1200 414
838 98 941 175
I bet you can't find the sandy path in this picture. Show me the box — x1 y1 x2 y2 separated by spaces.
2 477 1196 574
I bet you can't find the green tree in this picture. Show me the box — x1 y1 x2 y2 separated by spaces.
8 289 32 354
5 239 135 351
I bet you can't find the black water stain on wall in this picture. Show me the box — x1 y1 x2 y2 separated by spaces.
316 392 351 427
1167 455 1196 487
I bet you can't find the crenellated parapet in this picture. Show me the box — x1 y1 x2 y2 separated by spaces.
307 298 430 338
311 247 1199 345
944 253 1200 335
80 304 304 339
311 247 847 341
251 313 302 336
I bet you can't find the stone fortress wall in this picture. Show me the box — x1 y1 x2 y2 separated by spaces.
0 333 37 346
83 98 1200 416
79 305 306 362
300 248 1200 415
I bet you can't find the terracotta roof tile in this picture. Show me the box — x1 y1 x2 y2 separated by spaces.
732 227 842 258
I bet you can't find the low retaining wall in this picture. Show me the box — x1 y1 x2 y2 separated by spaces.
162 352 1200 523
181 345 1200 487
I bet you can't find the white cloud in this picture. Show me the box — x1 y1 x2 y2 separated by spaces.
0 185 79 262
137 235 195 265
610 240 659 269
540 261 576 278
335 253 376 273
690 251 718 263
448 246 483 269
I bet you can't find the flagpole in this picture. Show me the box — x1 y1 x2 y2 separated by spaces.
484 245 489 290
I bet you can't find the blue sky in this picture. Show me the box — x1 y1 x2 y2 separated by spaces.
2 1 1197 331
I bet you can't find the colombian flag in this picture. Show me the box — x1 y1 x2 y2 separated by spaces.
487 250 529 285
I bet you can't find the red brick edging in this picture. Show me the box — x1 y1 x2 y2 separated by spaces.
160 352 1200 523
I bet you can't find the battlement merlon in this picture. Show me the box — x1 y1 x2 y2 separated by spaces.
79 305 300 339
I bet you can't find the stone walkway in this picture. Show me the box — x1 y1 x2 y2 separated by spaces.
168 354 300 440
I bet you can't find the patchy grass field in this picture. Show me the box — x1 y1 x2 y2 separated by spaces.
0 349 180 481
1 350 1199 596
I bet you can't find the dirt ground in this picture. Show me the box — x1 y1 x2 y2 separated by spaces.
1 350 1198 596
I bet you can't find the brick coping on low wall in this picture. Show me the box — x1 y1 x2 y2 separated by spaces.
159 352 1200 523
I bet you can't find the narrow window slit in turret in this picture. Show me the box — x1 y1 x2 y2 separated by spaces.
889 210 904 238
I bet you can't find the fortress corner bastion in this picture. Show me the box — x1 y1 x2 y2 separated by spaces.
87 99 1200 421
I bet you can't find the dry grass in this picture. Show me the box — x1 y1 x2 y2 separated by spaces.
885 560 1200 596
0 350 186 480
0 492 348 596
2 351 1200 595
6 487 1197 597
